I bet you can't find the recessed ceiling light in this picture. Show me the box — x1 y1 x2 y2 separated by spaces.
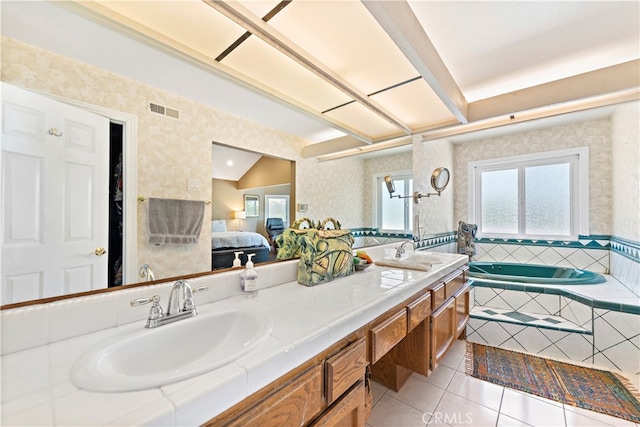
227 160 233 166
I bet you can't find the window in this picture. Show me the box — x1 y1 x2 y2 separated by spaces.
265 195 289 226
469 148 588 240
375 172 413 233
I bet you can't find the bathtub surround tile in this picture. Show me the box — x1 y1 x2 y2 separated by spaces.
561 297 593 329
470 307 589 334
510 246 538 264
537 328 579 360
552 333 594 363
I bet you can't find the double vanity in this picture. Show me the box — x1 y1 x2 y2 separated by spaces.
0 246 469 426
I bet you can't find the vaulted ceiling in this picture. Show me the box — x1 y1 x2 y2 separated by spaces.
3 1 639 159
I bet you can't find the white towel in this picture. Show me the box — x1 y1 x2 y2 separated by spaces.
148 198 205 245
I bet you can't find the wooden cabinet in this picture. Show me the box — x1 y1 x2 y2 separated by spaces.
444 267 466 299
217 364 324 427
407 292 431 332
311 381 366 427
430 297 456 372
430 281 446 309
207 264 471 426
369 309 407 364
454 283 471 338
325 339 367 404
207 332 367 427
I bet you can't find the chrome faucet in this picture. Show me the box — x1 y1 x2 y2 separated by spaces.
395 240 416 258
138 264 155 282
130 279 197 328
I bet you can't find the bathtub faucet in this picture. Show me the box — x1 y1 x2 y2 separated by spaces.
395 240 416 258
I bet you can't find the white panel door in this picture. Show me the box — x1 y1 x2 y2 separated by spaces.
1 83 110 304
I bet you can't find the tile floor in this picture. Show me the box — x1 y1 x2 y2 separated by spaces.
366 340 639 427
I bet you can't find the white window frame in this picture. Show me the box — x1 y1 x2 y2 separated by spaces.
265 194 289 226
468 147 589 240
373 170 413 234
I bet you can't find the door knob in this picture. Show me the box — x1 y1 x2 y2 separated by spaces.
94 247 107 256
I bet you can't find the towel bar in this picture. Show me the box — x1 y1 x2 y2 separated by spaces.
138 196 211 205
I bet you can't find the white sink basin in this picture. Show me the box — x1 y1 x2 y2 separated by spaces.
375 252 453 271
404 252 450 264
71 308 272 392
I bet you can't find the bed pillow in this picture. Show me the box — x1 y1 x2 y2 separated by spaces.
211 220 227 233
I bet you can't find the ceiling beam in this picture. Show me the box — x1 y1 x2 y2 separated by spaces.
420 87 639 143
203 0 413 136
302 135 368 158
468 60 640 122
363 0 468 124
60 1 383 144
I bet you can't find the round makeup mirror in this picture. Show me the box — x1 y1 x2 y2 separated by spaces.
431 167 450 193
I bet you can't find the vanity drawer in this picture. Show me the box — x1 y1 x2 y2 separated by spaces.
370 309 407 364
225 364 324 427
407 292 431 332
444 268 466 298
430 282 446 309
325 338 367 404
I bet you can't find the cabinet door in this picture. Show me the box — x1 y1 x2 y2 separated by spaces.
311 381 366 427
325 338 367 404
454 283 471 338
224 365 324 427
430 297 456 372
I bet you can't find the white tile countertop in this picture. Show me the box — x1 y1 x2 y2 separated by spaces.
1 249 467 426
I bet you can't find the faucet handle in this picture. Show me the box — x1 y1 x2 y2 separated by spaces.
147 295 164 320
181 282 197 313
130 295 164 321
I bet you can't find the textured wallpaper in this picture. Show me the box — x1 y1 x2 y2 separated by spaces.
361 151 413 228
611 101 640 241
452 118 613 235
413 137 455 236
0 36 338 280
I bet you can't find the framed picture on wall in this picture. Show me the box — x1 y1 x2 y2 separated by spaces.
244 194 259 217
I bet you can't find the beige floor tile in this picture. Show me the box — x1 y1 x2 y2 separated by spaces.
386 375 446 414
431 391 499 427
417 364 456 390
500 389 566 426
446 371 504 411
368 394 429 427
497 413 533 426
563 404 637 427
371 381 388 407
449 339 467 355
439 347 466 371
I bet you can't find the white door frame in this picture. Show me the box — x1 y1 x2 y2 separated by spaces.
44 92 139 285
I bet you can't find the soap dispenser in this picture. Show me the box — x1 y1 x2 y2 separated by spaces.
240 253 259 297
233 251 244 268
